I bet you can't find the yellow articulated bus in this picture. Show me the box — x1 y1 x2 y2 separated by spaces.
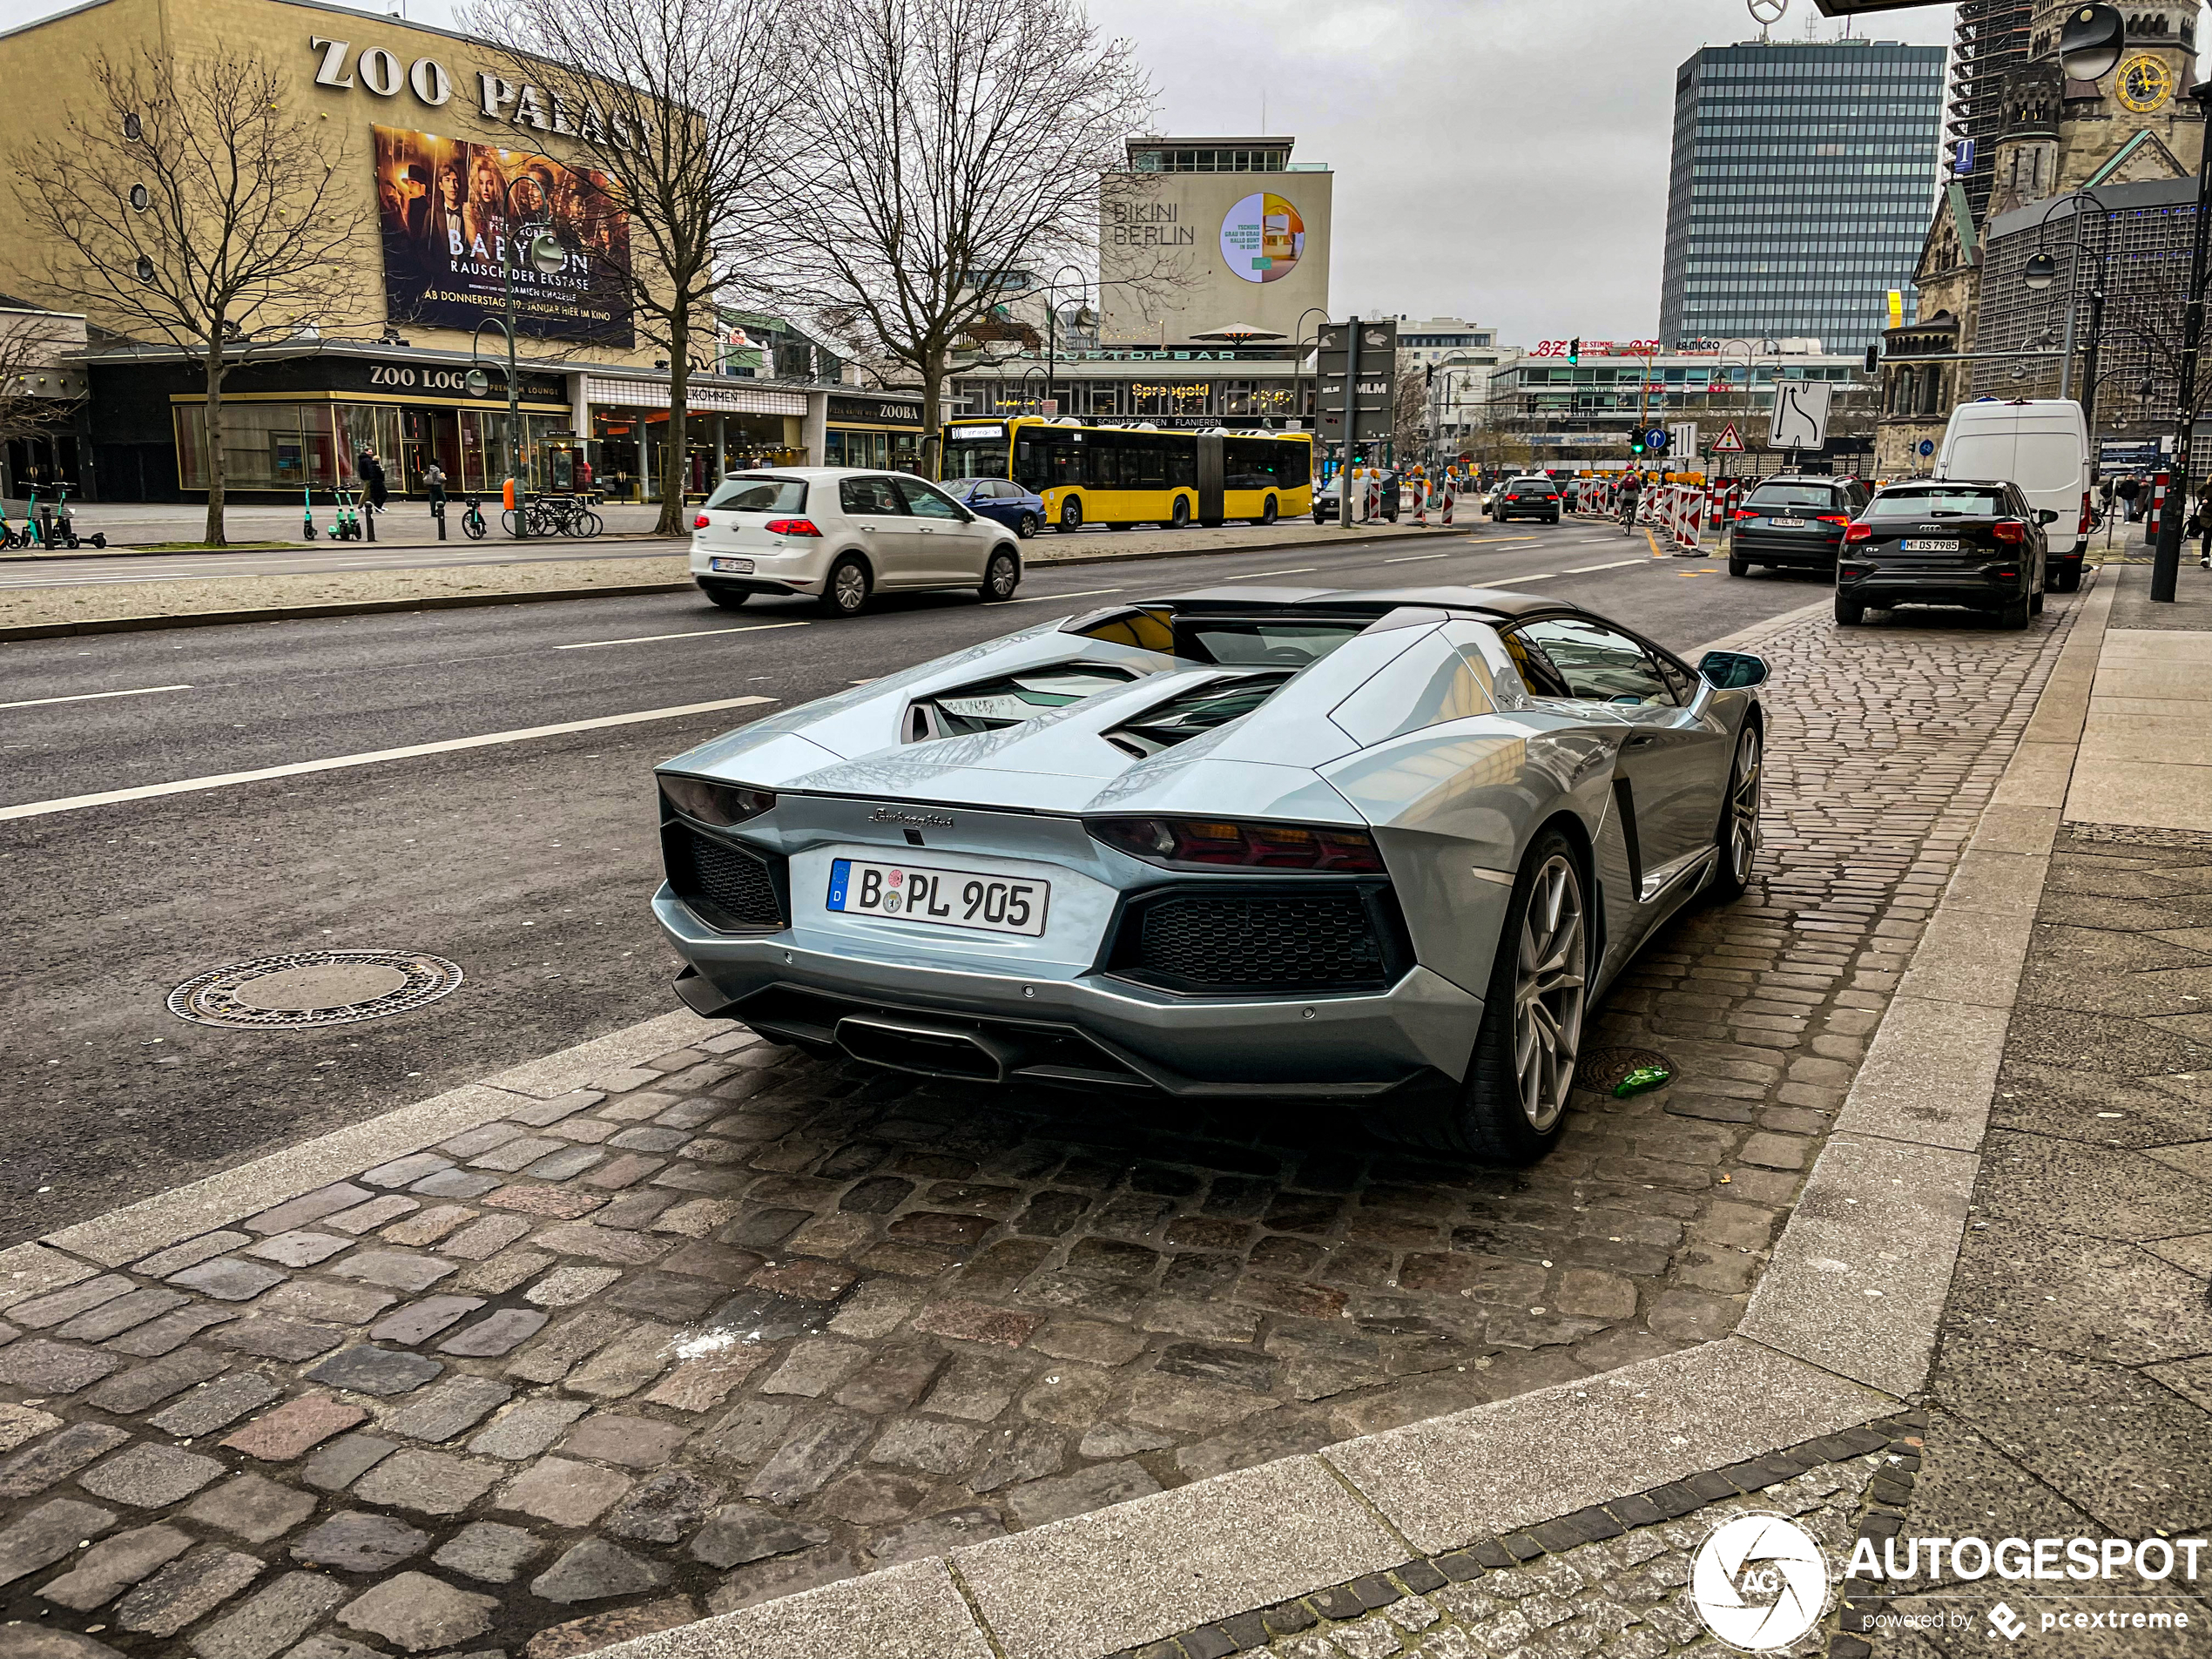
941 416 1315 532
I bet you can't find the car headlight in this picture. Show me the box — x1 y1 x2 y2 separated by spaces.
659 775 775 827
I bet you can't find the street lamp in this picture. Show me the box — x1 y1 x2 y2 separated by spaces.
1291 305 1330 460
1043 265 1088 418
2151 77 2212 603
471 224 567 538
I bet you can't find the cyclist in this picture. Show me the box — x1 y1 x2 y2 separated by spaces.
1616 469 1643 532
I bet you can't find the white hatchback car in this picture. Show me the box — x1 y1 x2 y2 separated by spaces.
691 468 1023 617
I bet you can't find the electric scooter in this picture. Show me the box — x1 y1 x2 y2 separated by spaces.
329 489 362 541
302 486 319 540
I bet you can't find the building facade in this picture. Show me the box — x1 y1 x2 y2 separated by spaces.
1875 3 2205 479
1481 341 1877 476
0 0 860 502
1658 38 1947 354
1948 0 2035 225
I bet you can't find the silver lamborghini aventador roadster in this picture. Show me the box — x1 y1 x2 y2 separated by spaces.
653 586 1769 1161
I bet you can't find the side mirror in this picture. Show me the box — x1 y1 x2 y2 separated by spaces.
1698 650 1769 690
2037 509 2060 525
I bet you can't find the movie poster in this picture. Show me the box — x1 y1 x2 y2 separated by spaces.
374 125 634 347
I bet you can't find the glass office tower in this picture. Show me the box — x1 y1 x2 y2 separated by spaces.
1658 40 1947 354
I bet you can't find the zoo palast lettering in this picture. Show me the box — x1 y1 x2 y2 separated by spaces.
309 37 654 149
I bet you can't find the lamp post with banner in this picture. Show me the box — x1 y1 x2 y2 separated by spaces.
470 223 568 539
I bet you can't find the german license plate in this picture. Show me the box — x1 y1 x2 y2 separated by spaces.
1769 516 1806 528
826 858 1049 937
1899 538 1960 552
710 556 754 574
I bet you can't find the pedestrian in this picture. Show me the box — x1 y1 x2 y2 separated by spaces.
359 449 389 515
422 461 448 512
2193 482 2212 570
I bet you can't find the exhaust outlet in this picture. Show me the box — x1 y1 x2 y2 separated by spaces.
833 1014 1015 1083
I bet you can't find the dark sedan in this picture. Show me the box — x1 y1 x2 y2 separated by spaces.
1727 476 1868 577
1312 472 1401 523
1837 480 2054 630
941 475 1046 539
1493 475 1562 523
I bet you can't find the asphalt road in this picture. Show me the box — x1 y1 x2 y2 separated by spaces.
0 520 1831 1244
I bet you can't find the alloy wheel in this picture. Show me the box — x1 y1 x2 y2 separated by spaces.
1513 854 1587 1133
833 561 867 613
1728 725 1762 885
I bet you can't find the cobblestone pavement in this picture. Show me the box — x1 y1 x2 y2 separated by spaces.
0 597 2092 1658
1107 1417 1907 1659
1852 821 2212 1659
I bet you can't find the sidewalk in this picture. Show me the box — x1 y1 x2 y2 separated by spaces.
0 583 2118 1659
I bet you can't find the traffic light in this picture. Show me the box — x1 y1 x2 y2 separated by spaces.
1568 337 1581 367
1863 344 1879 375
1628 426 1646 455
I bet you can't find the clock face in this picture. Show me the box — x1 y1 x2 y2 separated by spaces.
2117 54 2174 115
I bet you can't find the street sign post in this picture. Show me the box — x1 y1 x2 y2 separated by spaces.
1712 421 1745 453
1768 381 1832 451
1669 422 1698 464
1317 319 1399 528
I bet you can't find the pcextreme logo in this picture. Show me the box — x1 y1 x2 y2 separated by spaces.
1691 1514 1831 1650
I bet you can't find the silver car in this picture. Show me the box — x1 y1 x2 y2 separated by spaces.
653 586 1768 1161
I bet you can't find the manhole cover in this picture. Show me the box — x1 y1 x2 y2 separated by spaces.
168 951 463 1029
1577 1046 1676 1097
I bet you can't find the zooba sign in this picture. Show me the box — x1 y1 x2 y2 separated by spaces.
308 37 654 148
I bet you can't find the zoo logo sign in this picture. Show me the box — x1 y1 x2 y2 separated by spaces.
1690 1514 1831 1651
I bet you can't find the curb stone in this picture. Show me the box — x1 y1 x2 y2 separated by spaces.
0 523 1469 642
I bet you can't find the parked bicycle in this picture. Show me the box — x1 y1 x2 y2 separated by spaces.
503 493 604 538
461 494 488 540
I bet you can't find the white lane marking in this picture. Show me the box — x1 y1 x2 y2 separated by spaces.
0 684 194 711
556 622 810 651
0 696 776 822
1008 587 1123 604
1512 573 1559 583
1565 559 1651 574
1224 567 1317 579
1384 553 1450 563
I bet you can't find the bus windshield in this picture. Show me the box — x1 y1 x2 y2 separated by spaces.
941 425 1010 481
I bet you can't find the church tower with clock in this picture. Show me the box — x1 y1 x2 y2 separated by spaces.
2041 0 2204 192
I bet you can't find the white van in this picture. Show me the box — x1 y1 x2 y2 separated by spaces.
1934 398 2091 590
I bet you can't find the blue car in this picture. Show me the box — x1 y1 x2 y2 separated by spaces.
941 475 1045 539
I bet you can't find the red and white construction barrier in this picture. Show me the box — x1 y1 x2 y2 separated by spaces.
2149 470 2170 540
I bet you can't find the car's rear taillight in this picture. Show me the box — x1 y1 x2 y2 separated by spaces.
1843 523 1873 543
659 776 776 827
765 518 822 536
1089 816 1384 873
694 513 711 529
1817 515 1850 525
1993 520 2027 545
1732 509 1753 521
2079 490 2092 535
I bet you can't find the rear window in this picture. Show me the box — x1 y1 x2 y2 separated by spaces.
1180 619 1367 667
1868 487 2009 518
1744 483 1837 509
1510 480 1555 494
705 475 807 514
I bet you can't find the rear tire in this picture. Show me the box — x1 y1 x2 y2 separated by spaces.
2031 588 2045 616
1016 513 1038 540
1999 596 2031 630
703 587 750 610
1706 720 1762 904
1728 555 1750 577
1170 496 1190 529
1261 496 1278 525
820 555 870 617
980 547 1020 603
2052 561 2081 593
1375 828 1587 1163
1835 596 1866 626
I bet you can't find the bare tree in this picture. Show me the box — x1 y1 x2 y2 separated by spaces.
462 0 806 536
1393 368 1428 467
759 0 1153 479
17 52 367 546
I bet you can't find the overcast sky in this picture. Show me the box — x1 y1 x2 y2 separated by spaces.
0 0 1975 342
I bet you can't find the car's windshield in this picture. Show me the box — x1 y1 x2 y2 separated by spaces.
1745 484 1836 509
705 476 807 514
1868 487 2008 518
1511 482 1554 494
